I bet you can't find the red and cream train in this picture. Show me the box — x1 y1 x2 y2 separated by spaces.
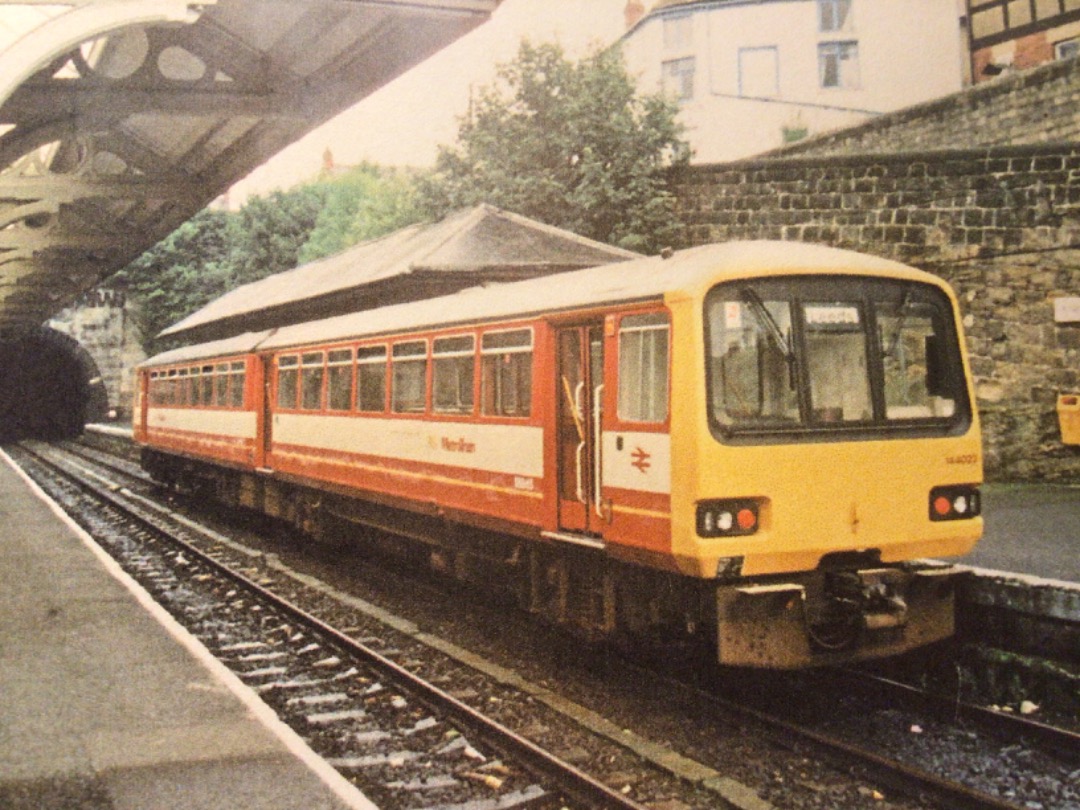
134 241 983 668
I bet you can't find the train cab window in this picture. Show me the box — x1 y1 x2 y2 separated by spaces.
392 340 427 413
356 345 387 412
228 361 245 408
878 301 957 419
277 355 299 409
709 295 799 429
300 351 325 411
705 278 970 439
803 303 872 423
327 349 353 411
618 313 669 423
480 329 532 417
433 335 475 415
213 364 229 406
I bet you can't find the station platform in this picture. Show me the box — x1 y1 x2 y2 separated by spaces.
0 448 376 810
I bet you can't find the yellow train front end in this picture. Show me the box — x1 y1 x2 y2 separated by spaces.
667 261 983 668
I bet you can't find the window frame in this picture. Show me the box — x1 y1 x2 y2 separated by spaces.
326 347 354 412
817 0 853 33
818 40 860 89
703 276 973 445
615 311 671 428
299 351 326 412
276 354 300 411
662 56 696 101
390 339 429 415
355 344 389 414
432 333 477 416
480 326 534 420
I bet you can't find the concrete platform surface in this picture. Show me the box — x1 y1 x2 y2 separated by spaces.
0 448 375 810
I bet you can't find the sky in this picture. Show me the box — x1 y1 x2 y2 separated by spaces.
229 0 630 202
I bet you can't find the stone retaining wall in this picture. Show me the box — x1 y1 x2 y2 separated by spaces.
672 144 1080 481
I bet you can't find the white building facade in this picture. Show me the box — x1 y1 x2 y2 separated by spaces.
618 0 969 163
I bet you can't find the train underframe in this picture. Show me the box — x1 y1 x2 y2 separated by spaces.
142 448 962 669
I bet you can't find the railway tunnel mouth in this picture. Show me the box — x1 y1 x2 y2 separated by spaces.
0 326 108 442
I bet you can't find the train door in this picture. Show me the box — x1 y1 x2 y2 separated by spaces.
555 323 605 535
255 354 273 470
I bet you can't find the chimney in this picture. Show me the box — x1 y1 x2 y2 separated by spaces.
625 0 645 30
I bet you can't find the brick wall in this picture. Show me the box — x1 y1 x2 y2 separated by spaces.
672 144 1080 481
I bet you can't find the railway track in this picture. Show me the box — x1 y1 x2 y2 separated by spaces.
21 439 1080 810
11 442 649 810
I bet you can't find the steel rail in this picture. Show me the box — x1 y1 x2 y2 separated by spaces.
20 443 652 810
828 667 1080 765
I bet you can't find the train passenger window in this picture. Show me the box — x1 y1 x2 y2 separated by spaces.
178 368 191 406
300 352 325 411
433 335 475 415
391 340 427 414
166 369 178 406
200 365 214 406
327 349 353 411
277 355 299 409
228 361 245 408
618 313 669 423
480 329 532 417
356 346 387 412
213 364 229 406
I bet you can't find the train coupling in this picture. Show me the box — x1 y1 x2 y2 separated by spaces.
824 569 908 632
716 564 961 668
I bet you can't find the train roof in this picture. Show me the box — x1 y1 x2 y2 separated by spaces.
141 240 936 367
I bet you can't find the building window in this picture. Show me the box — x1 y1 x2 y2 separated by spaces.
819 41 859 88
1056 36 1080 59
662 57 695 101
432 335 475 415
738 46 779 98
663 13 693 49
818 0 853 32
481 329 532 417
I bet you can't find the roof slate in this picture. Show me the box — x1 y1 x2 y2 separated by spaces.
160 204 639 342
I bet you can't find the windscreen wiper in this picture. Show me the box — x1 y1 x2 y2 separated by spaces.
740 287 798 390
740 288 793 361
884 285 915 359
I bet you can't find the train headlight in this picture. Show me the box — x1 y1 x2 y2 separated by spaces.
697 499 760 537
929 485 981 521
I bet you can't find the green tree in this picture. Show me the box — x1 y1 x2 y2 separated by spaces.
111 208 235 352
114 184 326 354
298 164 424 263
228 185 325 283
420 41 690 254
